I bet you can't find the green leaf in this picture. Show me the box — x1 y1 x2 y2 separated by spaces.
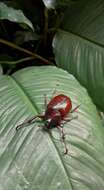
52 30 104 111
0 66 104 190
42 0 71 9
61 0 104 45
0 2 34 30
53 0 104 111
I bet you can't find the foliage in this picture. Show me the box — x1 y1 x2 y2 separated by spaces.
0 0 104 190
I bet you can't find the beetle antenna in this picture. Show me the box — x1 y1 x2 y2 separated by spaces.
70 104 80 113
51 89 56 98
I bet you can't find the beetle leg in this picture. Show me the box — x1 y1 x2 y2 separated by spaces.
16 115 44 131
63 115 78 125
57 125 68 154
70 104 80 113
61 128 68 154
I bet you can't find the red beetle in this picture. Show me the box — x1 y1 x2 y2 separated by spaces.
16 94 79 154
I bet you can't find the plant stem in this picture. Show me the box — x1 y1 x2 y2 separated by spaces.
0 38 53 65
44 7 48 48
0 56 35 65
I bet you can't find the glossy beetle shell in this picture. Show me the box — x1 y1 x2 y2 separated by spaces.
46 94 72 118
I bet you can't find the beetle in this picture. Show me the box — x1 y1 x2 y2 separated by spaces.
16 94 80 154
